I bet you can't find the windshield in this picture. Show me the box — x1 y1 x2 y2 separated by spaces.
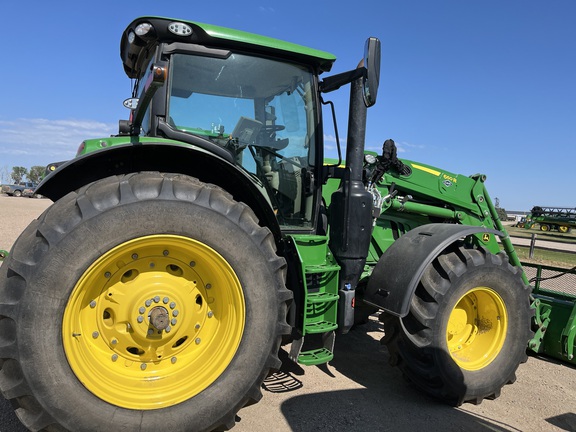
168 52 319 229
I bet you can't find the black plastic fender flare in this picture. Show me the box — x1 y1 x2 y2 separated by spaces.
35 142 282 241
363 223 503 317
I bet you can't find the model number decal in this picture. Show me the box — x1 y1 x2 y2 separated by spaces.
442 174 457 184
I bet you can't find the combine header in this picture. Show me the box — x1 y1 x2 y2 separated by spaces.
523 206 576 233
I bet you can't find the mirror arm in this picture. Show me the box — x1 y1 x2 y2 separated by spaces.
320 68 365 94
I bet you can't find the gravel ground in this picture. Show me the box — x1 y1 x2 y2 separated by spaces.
1 194 575 432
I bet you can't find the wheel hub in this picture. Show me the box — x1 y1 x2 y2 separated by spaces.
149 306 170 330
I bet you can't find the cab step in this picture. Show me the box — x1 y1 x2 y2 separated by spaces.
289 235 340 366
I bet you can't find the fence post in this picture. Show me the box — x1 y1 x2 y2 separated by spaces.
529 233 537 259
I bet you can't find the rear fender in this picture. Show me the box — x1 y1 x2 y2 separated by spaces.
364 223 502 317
37 142 281 240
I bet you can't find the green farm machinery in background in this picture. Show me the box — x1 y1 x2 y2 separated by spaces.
0 16 574 432
522 206 576 233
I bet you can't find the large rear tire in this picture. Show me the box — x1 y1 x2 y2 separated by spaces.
381 245 531 405
0 173 291 431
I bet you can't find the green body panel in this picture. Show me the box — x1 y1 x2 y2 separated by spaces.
533 295 576 365
192 21 336 65
526 263 576 365
324 156 511 265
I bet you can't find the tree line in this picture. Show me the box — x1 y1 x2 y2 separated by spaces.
0 166 46 184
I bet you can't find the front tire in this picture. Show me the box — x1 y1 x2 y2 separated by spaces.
382 245 531 405
0 173 291 431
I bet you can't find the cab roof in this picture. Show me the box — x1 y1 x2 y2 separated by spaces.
121 16 337 79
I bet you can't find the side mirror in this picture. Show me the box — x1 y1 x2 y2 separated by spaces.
362 37 381 107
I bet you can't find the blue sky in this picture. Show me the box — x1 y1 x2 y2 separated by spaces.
1 1 574 211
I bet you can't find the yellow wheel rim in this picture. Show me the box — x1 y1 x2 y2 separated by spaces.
540 225 550 232
446 287 507 371
559 226 569 233
62 235 245 409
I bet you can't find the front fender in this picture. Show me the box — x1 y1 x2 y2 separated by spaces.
37 142 281 240
364 223 502 317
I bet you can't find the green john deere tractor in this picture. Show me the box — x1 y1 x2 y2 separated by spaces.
0 16 573 432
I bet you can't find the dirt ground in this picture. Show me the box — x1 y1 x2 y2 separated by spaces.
0 194 575 432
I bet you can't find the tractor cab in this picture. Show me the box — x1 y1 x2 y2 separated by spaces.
119 17 337 230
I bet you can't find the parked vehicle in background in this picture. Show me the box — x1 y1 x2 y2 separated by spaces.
22 186 43 198
0 182 38 197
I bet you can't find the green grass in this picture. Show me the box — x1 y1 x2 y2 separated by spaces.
506 225 576 244
512 245 576 269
